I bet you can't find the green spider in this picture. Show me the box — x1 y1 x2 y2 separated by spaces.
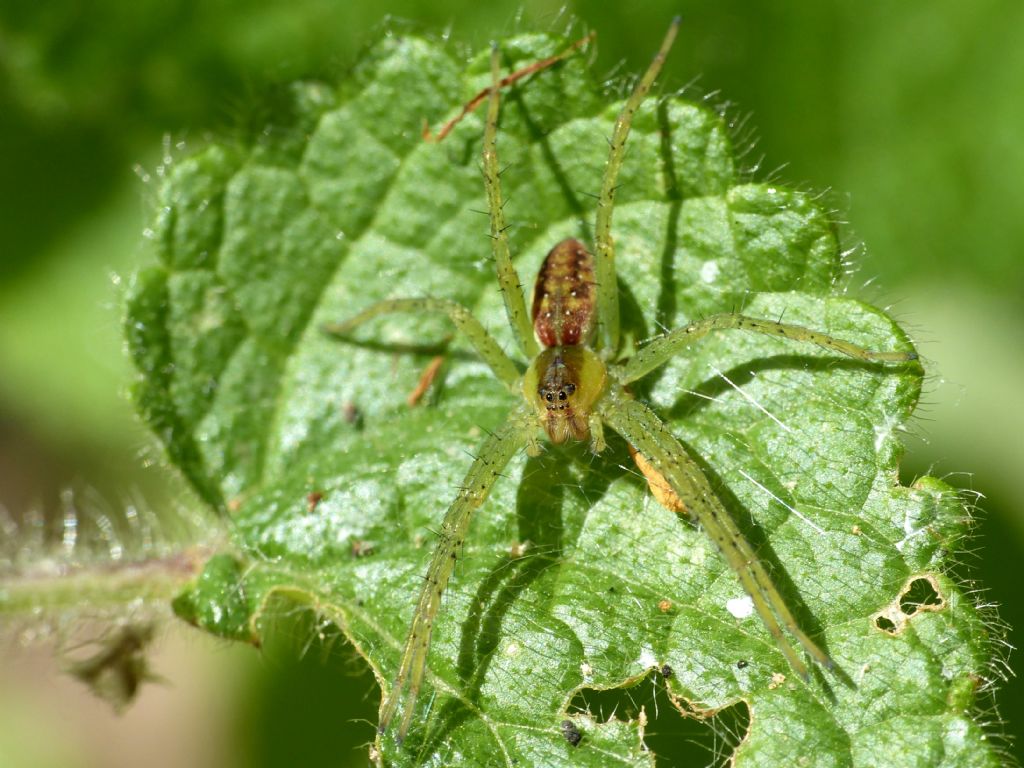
325 19 917 743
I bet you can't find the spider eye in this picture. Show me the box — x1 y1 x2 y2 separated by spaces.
565 383 576 395
558 391 567 401
544 392 553 402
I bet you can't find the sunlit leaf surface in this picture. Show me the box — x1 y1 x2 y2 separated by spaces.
126 29 1000 767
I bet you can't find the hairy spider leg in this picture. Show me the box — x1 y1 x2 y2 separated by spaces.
594 17 680 355
423 30 596 143
599 391 832 677
608 313 916 671
322 297 521 388
483 44 540 361
377 408 535 742
619 312 919 384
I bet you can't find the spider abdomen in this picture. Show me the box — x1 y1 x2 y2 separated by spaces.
531 238 597 348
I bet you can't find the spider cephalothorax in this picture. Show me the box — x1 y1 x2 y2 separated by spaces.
325 19 917 745
524 345 606 444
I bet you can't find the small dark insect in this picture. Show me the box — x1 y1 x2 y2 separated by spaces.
326 18 918 744
561 719 583 747
661 663 674 679
737 660 750 670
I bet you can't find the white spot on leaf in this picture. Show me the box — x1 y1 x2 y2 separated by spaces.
727 595 754 619
637 647 658 670
700 260 719 284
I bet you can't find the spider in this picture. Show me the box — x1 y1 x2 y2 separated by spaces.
325 18 917 743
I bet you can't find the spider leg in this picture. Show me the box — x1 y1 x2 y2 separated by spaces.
594 18 680 355
598 390 832 679
483 44 541 361
587 412 607 454
378 407 535 743
619 312 918 384
322 297 520 388
424 31 595 143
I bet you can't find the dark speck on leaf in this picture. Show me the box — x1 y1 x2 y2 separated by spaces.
561 719 582 747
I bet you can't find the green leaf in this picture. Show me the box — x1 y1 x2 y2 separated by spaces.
125 28 1004 767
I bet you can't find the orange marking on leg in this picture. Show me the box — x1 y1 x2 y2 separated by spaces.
628 443 688 515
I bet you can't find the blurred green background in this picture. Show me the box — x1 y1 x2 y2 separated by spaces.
1 1 1020 765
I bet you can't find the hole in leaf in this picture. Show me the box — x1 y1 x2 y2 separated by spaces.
875 615 898 633
570 672 750 766
899 576 944 616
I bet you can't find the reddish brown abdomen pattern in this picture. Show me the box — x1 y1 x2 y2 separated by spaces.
531 238 597 348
